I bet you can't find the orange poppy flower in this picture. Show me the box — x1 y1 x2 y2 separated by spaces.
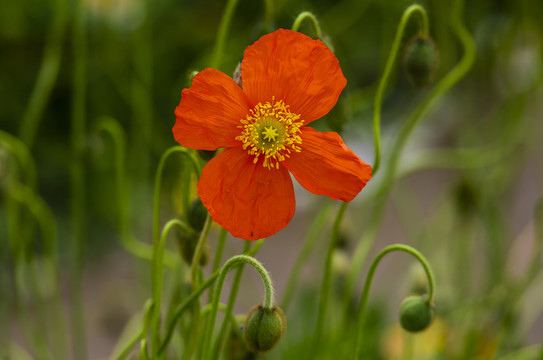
173 29 372 240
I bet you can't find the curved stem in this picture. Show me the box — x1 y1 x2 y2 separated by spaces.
309 201 348 358
372 4 429 175
157 239 264 355
211 241 252 359
291 11 322 38
0 130 37 189
19 0 68 147
202 254 274 360
93 117 177 268
354 244 435 358
153 146 202 257
346 0 474 308
150 219 192 357
150 145 202 356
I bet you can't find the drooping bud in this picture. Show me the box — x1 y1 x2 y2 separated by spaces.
244 304 286 352
399 296 434 332
177 231 209 266
188 197 208 232
403 35 438 87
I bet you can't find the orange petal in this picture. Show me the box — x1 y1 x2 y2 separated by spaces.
197 147 295 240
173 68 250 150
241 29 346 124
284 127 372 201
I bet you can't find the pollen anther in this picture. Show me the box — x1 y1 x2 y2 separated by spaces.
236 98 304 169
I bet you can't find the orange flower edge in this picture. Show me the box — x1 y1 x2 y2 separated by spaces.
174 29 372 240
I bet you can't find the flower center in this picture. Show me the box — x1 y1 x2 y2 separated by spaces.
236 98 304 169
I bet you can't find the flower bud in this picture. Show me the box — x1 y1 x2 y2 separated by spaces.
399 296 434 332
177 231 209 266
403 35 438 87
244 304 286 352
188 197 208 232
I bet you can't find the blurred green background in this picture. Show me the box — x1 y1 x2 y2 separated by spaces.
1 0 543 359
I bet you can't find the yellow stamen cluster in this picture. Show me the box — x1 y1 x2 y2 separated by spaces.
236 98 304 169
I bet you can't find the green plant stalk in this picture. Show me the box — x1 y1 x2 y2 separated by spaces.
69 0 88 357
130 0 154 183
150 146 201 357
157 239 263 355
309 201 348 359
291 11 322 38
181 215 212 360
93 117 178 268
354 244 435 358
372 4 429 175
211 0 240 69
210 241 252 359
281 200 333 311
202 254 274 360
211 0 275 69
7 182 68 359
211 228 228 279
345 0 475 310
0 130 37 188
113 299 154 360
151 219 192 358
140 339 150 360
19 0 68 147
404 332 414 360
263 0 274 27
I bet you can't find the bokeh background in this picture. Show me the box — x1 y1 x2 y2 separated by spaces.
1 0 543 358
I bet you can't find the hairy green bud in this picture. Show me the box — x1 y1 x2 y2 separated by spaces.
244 304 286 352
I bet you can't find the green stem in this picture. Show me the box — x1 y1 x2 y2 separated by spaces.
202 254 274 360
345 0 475 309
69 0 88 356
212 228 228 277
180 214 212 360
281 201 333 311
263 0 274 27
291 11 322 38
372 4 429 176
7 183 59 360
93 117 177 267
211 0 240 69
309 202 348 358
150 219 192 357
140 339 150 360
157 239 264 355
354 244 435 358
113 299 154 360
211 241 252 359
0 130 37 189
150 145 201 356
19 0 68 147
211 0 275 69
